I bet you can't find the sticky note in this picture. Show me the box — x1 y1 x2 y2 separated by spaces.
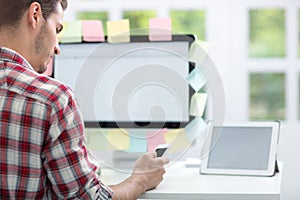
82 20 105 42
129 130 147 153
60 21 82 43
85 129 108 151
107 129 130 150
43 57 53 77
187 67 206 92
184 117 207 143
190 93 208 117
107 19 130 43
163 129 190 153
189 40 210 64
149 18 172 41
147 129 167 152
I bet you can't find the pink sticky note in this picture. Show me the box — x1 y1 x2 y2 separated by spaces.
82 20 105 42
149 18 172 41
147 128 167 152
43 57 53 76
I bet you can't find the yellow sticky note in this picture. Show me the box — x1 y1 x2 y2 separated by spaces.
164 129 190 153
107 129 130 150
189 40 210 64
106 19 130 43
190 93 208 117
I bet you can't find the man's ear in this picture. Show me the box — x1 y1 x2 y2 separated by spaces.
28 2 43 29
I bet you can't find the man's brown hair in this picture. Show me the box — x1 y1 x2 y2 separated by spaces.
0 0 68 28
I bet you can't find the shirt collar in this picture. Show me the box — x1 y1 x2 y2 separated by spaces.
0 46 34 71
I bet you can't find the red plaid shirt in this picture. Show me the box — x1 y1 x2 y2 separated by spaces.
0 47 113 199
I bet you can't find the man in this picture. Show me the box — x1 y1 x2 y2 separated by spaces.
0 0 169 199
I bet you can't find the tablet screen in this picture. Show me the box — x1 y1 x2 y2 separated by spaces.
207 126 272 170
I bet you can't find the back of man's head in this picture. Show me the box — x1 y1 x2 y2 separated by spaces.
0 0 68 30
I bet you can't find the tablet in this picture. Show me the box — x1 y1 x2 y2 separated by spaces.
200 121 280 176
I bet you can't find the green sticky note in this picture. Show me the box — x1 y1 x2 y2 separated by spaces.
85 129 108 151
189 40 210 64
190 93 208 117
107 19 130 43
164 129 190 153
129 130 147 153
60 21 82 43
107 129 130 150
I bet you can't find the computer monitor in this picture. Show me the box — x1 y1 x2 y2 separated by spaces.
54 35 195 128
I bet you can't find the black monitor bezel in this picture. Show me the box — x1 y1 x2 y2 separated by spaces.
54 34 196 129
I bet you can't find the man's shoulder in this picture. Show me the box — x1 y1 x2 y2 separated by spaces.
8 65 75 107
31 73 75 106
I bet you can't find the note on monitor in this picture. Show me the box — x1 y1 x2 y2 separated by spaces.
54 35 195 128
149 18 172 41
82 20 105 42
106 19 130 43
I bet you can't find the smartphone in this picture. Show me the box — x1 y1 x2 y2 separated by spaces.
155 144 171 157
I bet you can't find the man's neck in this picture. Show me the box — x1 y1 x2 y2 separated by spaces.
0 27 31 62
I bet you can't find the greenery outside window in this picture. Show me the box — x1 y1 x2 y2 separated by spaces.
250 73 285 120
249 9 285 58
123 10 156 35
171 10 205 40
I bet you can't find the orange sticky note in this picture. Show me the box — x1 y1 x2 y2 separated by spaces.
147 129 167 152
106 19 130 43
149 18 172 41
82 20 105 42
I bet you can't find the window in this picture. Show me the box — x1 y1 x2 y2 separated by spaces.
170 10 206 40
250 73 285 120
123 10 156 34
249 9 285 57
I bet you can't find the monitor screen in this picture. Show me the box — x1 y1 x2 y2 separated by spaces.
54 35 195 128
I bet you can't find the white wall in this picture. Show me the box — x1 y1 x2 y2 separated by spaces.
277 123 300 199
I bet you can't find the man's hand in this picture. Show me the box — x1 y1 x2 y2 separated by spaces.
132 152 169 191
109 152 169 200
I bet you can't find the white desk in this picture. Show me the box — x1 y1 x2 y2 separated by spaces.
100 161 282 200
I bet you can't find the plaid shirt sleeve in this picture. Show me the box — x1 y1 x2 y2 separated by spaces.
42 85 113 199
